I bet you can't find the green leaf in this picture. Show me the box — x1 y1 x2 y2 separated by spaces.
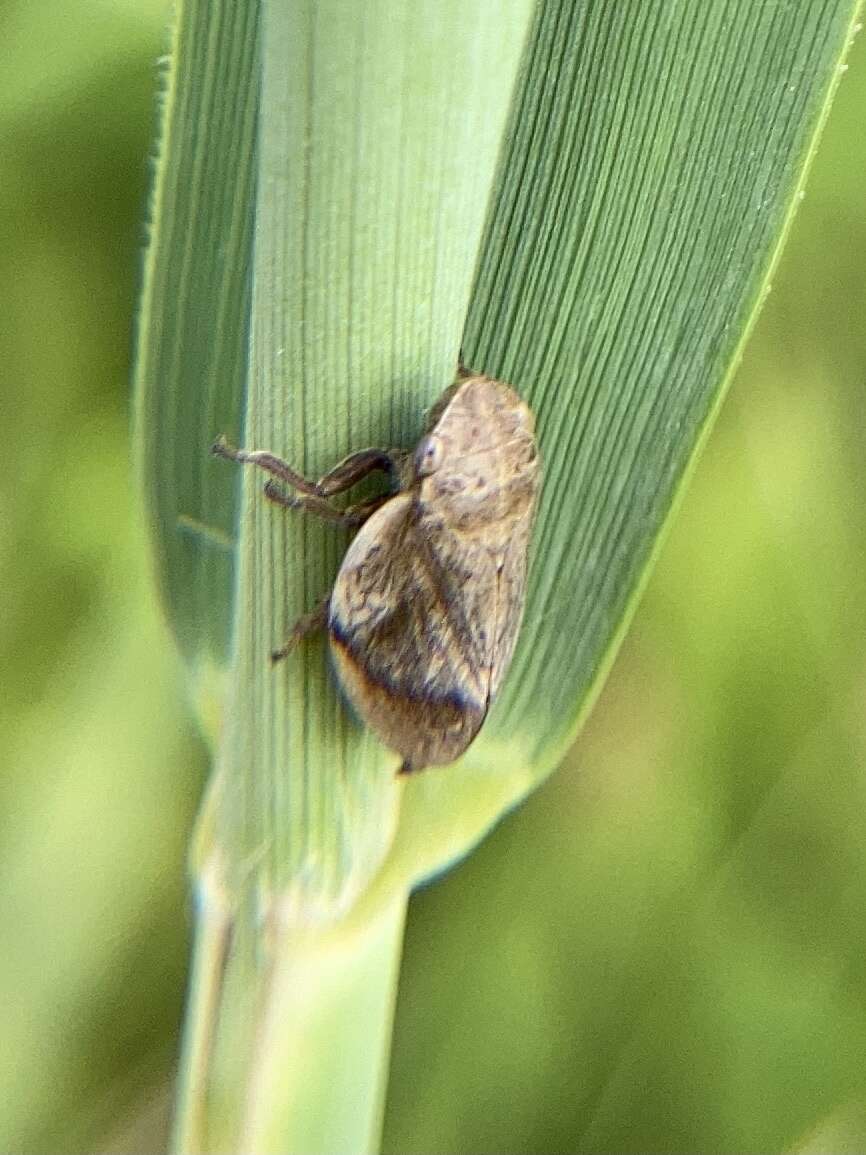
215 0 538 920
134 0 862 1150
135 1 256 677
384 0 864 890
137 0 862 903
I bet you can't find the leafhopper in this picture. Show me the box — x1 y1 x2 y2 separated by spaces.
213 372 540 774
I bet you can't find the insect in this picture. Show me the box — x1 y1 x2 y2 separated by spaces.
212 371 540 774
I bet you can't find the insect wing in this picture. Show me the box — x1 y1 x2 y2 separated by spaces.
328 494 496 768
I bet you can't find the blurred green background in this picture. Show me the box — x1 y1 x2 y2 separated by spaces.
2 3 865 1153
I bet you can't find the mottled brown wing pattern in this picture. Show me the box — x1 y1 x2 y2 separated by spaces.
411 505 500 700
328 496 498 771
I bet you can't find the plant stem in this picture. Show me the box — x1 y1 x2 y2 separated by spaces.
238 892 408 1155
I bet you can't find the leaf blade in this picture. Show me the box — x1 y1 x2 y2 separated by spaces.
381 0 864 888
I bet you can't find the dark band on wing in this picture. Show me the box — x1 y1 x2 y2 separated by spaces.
329 615 486 715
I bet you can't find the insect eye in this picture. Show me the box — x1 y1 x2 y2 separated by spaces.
414 435 444 477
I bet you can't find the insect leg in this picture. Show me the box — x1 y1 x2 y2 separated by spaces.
271 596 330 664
263 482 389 527
212 437 407 497
316 448 406 496
211 436 321 495
263 482 350 524
342 492 391 524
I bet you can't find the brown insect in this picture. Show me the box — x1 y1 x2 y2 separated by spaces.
212 372 540 774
